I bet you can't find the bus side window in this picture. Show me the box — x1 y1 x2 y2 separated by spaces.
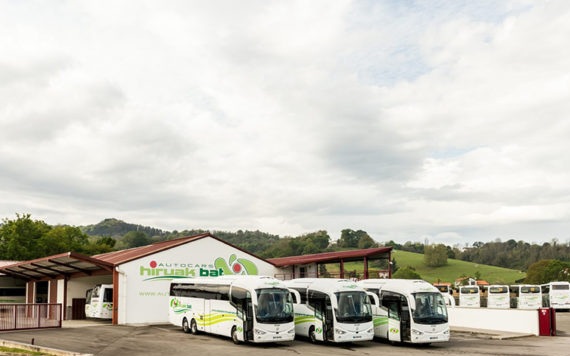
388 303 399 321
290 292 298 304
103 288 113 303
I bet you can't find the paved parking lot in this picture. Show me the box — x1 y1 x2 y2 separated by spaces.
1 313 569 356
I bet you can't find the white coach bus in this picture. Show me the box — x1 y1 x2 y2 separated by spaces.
486 285 510 308
542 281 570 310
85 284 113 319
168 276 295 344
511 285 542 309
359 279 450 344
458 285 481 308
285 278 374 343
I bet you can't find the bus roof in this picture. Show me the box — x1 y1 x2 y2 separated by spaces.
285 278 365 293
171 275 288 289
358 279 439 295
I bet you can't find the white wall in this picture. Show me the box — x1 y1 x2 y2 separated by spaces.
67 275 113 306
448 307 539 335
117 236 285 325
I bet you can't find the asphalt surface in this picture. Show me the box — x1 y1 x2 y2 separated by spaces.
1 313 569 356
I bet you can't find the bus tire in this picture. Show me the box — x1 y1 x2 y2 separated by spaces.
190 319 198 335
309 326 317 343
182 318 191 333
231 326 240 344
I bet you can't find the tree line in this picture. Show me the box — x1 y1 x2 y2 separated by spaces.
384 238 570 271
2 214 569 284
0 214 379 261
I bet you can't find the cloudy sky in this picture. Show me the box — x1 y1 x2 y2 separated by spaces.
1 1 569 246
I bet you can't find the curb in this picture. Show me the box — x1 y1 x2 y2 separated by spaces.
1 339 92 356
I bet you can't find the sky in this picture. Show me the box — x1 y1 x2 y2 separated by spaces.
1 0 569 246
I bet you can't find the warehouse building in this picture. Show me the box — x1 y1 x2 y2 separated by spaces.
0 233 392 326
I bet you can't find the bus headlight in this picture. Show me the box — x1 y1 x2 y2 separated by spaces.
254 328 266 335
288 328 295 334
335 328 347 334
444 329 450 334
411 329 423 336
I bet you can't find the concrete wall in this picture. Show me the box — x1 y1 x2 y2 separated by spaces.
448 307 539 335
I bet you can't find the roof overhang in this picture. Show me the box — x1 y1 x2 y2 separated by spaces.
0 252 115 281
268 247 393 267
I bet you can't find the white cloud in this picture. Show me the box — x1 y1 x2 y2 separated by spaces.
1 1 569 244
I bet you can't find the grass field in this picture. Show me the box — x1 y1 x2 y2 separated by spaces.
391 250 526 284
324 250 526 285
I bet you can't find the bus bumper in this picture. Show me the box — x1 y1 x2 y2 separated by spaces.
411 328 450 343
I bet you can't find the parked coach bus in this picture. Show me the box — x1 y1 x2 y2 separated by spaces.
359 279 450 344
285 278 374 343
0 287 26 304
85 284 113 319
511 285 542 309
434 283 456 307
542 281 570 310
486 285 510 309
459 285 480 308
169 276 295 344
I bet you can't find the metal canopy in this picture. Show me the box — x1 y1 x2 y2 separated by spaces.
0 252 114 281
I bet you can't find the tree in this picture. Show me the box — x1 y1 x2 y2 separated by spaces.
338 229 360 248
120 231 152 249
38 225 88 256
303 230 330 250
0 214 51 260
338 229 376 249
525 259 570 284
82 236 117 255
393 266 422 279
424 244 448 267
357 234 378 249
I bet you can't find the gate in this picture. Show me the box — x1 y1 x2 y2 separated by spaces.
0 304 62 331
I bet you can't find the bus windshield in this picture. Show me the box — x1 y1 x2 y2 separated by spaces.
460 287 479 294
255 288 294 324
334 291 373 323
489 286 508 294
412 292 448 325
521 286 540 294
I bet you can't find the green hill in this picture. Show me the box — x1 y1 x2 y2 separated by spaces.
326 249 526 285
80 218 166 238
391 250 526 285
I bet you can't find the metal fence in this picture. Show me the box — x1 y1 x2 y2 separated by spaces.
0 304 62 331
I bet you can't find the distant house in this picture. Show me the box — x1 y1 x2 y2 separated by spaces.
454 277 489 288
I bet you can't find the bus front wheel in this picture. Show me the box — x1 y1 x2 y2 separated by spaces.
309 326 317 343
231 326 240 344
190 319 198 335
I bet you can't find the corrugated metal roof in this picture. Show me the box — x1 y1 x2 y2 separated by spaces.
0 261 19 268
0 232 273 280
93 233 212 265
0 252 114 280
267 246 392 267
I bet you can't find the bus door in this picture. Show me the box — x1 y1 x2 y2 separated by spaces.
381 295 402 342
245 297 254 341
400 299 411 342
308 290 328 341
231 287 253 341
324 296 334 341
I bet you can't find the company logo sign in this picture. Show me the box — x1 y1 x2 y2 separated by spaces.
140 254 259 281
